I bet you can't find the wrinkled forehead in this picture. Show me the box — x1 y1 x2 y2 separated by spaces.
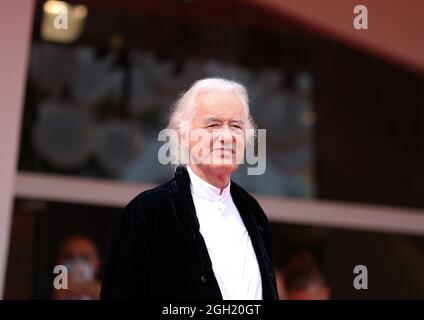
191 89 248 123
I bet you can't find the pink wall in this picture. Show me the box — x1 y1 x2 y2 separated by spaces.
0 0 35 298
250 0 424 73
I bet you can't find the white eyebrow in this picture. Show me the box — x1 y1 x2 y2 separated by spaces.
230 119 245 125
203 117 245 125
203 117 222 124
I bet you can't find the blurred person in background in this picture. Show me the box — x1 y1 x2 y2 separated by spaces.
51 235 101 300
284 250 330 300
274 268 288 300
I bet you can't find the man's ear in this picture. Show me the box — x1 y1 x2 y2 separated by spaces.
179 128 190 149
178 121 191 148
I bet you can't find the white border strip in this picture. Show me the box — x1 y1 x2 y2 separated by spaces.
0 0 35 299
257 195 424 236
15 171 424 236
15 172 157 208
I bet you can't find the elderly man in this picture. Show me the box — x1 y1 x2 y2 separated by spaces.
101 78 278 300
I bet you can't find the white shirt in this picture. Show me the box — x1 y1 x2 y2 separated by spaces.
186 165 263 300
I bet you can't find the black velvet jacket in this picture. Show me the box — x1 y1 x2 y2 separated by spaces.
100 166 279 300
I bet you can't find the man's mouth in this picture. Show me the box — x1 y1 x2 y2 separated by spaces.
213 148 234 153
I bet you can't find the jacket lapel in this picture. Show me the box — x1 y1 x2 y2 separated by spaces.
230 182 278 300
174 166 223 299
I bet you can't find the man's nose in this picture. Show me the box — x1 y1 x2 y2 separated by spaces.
217 126 233 143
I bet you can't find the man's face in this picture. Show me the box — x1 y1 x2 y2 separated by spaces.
57 237 100 274
187 89 247 175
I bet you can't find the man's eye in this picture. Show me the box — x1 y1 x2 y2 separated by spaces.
207 124 220 128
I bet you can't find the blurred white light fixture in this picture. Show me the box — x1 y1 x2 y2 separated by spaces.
41 1 88 43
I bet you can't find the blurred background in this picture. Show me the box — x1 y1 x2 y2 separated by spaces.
1 0 424 299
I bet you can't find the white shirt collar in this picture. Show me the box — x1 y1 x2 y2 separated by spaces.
186 165 231 203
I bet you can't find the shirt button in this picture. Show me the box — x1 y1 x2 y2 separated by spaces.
201 275 207 283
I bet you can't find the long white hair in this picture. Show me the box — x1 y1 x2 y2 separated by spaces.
166 77 256 166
